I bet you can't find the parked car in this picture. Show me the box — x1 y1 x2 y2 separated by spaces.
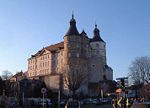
92 98 99 104
60 99 67 106
38 98 52 106
65 100 80 108
81 98 93 105
80 98 100 105
96 98 112 105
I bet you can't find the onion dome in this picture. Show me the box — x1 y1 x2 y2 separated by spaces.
91 24 104 42
65 14 79 36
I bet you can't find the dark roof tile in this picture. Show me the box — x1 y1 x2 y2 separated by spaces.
91 25 104 42
65 16 79 36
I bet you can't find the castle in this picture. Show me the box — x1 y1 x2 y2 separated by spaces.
27 15 113 96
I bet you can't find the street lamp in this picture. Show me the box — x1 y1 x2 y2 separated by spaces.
41 88 47 108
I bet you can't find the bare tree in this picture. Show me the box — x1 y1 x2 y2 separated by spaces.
0 76 3 95
1 70 13 80
129 56 150 85
63 66 87 97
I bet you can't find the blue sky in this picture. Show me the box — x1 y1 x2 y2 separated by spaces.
0 0 150 80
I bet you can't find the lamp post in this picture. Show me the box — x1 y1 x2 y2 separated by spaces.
22 92 24 106
41 88 47 108
58 90 60 108
2 89 5 96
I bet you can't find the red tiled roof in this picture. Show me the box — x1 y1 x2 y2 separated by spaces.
30 41 64 58
45 41 64 51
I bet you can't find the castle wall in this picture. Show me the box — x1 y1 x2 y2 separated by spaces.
44 74 61 91
27 17 113 96
105 66 113 80
88 57 104 82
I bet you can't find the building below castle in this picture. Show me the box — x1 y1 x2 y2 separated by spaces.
27 15 113 96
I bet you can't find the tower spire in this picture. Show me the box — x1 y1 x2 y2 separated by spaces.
95 21 97 28
91 23 104 42
65 14 79 36
72 11 74 19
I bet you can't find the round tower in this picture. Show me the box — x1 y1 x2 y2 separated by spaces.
89 24 106 82
80 30 90 58
90 24 106 65
63 15 81 66
63 15 88 95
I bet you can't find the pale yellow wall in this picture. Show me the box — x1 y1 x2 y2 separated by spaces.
28 49 64 77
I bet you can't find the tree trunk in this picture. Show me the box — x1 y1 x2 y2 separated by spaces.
72 90 76 99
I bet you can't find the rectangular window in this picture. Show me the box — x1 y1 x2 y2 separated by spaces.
92 64 95 67
77 53 79 58
68 53 71 58
45 62 47 67
96 43 99 48
77 44 80 48
61 52 63 56
96 51 99 54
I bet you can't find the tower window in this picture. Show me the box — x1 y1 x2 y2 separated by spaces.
72 52 76 57
96 43 99 48
77 44 80 48
103 75 107 80
68 44 71 48
68 53 71 58
92 65 95 67
96 51 99 54
104 45 106 48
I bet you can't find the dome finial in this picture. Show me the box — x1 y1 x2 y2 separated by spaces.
91 22 104 42
95 21 97 28
65 13 79 36
72 11 74 19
